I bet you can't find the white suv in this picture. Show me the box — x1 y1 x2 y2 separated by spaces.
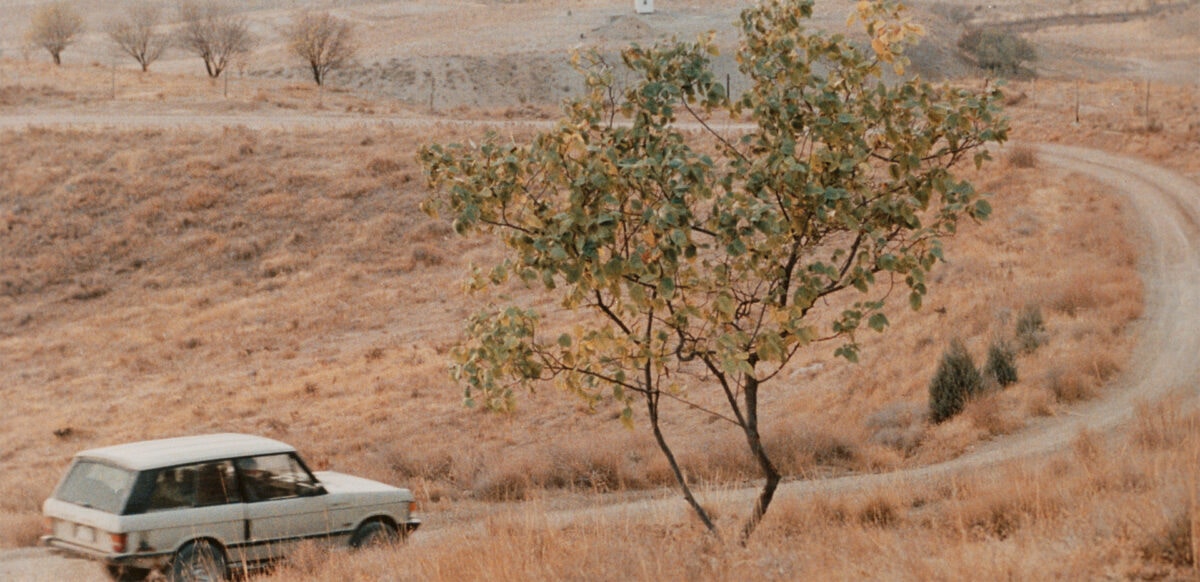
41 433 420 581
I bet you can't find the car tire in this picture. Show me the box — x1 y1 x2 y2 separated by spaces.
105 565 151 582
350 520 400 549
169 540 227 582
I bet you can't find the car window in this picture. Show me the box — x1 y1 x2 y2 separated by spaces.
146 460 241 511
236 453 320 502
55 460 135 514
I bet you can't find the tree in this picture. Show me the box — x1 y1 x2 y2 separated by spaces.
957 28 1037 76
285 11 357 87
177 0 254 78
27 2 84 66
106 2 170 72
420 0 1006 543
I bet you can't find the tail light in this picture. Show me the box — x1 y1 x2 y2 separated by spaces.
408 501 418 515
110 533 127 553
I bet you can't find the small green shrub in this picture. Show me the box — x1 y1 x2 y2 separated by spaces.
929 339 984 424
1015 303 1046 353
984 340 1019 388
958 28 1038 76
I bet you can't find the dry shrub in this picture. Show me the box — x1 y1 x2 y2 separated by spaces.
866 402 926 453
0 512 44 548
1003 90 1028 106
856 495 900 528
1045 367 1094 403
1140 508 1195 568
963 392 1021 437
259 252 305 278
1006 144 1038 168
387 448 457 484
332 177 381 200
679 433 758 483
470 440 647 500
1131 397 1197 450
1047 277 1100 317
1085 350 1122 383
182 187 225 211
473 462 535 502
366 157 405 176
765 424 860 474
276 540 331 578
964 497 1024 540
409 244 445 269
546 442 637 492
1071 428 1102 468
408 219 455 243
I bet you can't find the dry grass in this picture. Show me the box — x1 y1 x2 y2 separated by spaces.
0 70 1154 534
2 51 1196 582
257 400 1200 581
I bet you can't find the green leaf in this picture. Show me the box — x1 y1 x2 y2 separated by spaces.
868 313 889 332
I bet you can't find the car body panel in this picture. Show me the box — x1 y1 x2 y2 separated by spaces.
41 434 419 575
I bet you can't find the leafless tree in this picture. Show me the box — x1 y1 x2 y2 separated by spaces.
106 3 170 72
177 0 254 78
285 11 357 86
27 2 84 66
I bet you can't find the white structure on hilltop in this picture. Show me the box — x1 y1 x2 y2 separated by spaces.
635 0 654 14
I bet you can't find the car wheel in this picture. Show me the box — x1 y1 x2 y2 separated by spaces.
169 540 227 582
350 520 400 549
105 565 151 581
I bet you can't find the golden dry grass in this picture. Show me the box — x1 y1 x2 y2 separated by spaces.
2 50 1198 579
0 75 1158 522
255 397 1200 581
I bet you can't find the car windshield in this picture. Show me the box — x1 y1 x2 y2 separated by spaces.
55 460 135 514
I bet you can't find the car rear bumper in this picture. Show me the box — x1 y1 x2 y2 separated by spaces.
403 519 421 535
41 535 170 570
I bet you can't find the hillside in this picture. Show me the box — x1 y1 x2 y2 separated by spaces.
1 1 1199 580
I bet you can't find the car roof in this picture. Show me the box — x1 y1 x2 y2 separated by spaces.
75 433 296 471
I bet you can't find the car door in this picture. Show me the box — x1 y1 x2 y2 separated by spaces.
234 453 332 562
131 460 245 560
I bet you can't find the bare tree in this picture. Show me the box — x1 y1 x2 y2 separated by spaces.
285 11 357 86
27 2 84 66
177 0 254 78
106 3 170 72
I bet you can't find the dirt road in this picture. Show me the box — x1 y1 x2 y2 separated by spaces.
1 139 1197 578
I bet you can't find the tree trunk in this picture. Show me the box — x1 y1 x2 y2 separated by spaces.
738 379 781 544
647 390 719 537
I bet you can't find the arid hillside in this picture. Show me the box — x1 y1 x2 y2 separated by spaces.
1 1 1199 580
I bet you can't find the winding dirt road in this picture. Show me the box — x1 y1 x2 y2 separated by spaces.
1 129 1197 578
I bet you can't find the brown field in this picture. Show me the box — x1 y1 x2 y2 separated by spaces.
1 0 1199 580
